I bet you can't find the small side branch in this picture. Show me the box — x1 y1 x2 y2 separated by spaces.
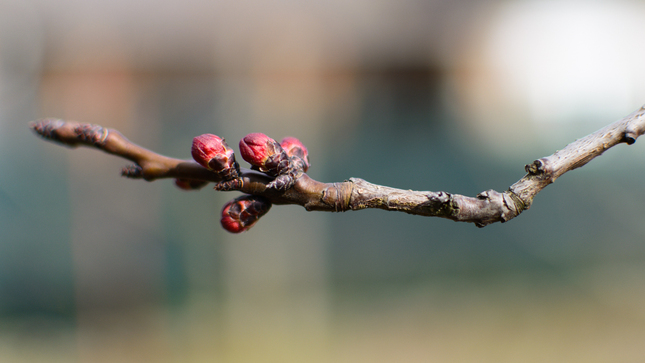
29 105 645 228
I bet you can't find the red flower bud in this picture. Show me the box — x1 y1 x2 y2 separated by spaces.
220 195 272 233
239 133 289 174
280 136 310 172
174 178 208 190
239 133 309 190
191 134 239 179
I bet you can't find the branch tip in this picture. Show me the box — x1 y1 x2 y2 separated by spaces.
29 119 70 145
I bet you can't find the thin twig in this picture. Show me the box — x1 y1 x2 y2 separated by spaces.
29 105 645 227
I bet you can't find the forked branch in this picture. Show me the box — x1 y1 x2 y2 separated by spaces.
30 105 645 231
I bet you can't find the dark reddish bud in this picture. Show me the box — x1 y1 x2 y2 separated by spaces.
174 178 208 190
220 195 272 233
191 134 240 180
280 136 310 172
238 133 287 174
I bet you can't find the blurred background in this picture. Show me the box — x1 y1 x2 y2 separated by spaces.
2 0 645 362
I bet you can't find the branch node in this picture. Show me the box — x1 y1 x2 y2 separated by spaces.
623 127 638 145
425 191 455 218
321 182 351 212
476 190 491 200
502 190 528 221
524 158 547 175
427 191 451 205
473 190 505 228
29 119 74 146
267 173 297 191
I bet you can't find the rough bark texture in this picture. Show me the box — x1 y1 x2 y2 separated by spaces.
30 105 645 227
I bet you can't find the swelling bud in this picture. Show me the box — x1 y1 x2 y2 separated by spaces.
280 136 310 172
191 134 239 179
220 195 272 233
238 133 289 175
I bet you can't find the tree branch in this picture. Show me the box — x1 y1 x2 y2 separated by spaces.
29 105 645 230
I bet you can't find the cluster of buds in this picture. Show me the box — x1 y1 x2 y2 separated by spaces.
179 130 310 233
239 133 309 190
220 195 272 233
